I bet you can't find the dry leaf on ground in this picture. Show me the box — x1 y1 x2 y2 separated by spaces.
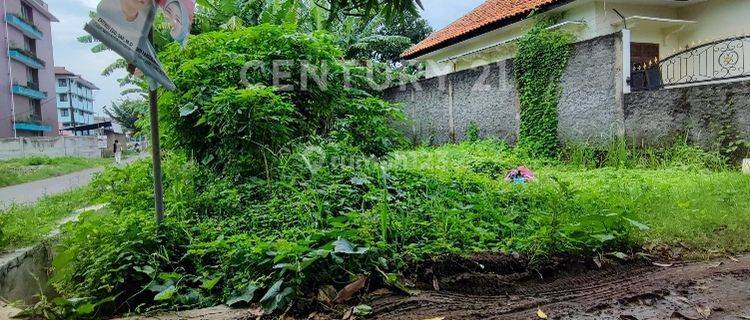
537 308 548 319
334 276 368 304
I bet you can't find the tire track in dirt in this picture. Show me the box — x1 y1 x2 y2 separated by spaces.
369 255 750 320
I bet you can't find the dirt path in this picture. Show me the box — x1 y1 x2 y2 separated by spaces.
368 255 750 320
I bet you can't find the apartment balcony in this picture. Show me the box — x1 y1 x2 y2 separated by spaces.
8 48 45 69
5 13 43 40
14 116 51 132
12 82 47 100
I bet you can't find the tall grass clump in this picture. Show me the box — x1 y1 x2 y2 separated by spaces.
560 137 727 171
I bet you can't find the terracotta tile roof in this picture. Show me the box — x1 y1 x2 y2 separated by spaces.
402 0 566 59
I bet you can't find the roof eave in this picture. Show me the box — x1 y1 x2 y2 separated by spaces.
402 0 576 60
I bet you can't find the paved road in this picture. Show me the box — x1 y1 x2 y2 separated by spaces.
0 155 144 210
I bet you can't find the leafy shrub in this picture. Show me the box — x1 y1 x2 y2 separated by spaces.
329 97 407 157
466 121 480 142
158 25 406 179
198 85 297 179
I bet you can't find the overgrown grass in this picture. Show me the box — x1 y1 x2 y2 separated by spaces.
0 156 110 188
0 187 94 252
44 140 750 317
392 141 750 256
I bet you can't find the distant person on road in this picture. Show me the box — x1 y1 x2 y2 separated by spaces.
114 139 122 164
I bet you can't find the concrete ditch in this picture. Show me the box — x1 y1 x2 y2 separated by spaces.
0 204 107 309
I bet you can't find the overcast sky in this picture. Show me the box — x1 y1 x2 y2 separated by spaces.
48 0 485 115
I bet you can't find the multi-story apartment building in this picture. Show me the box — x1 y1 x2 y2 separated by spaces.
0 0 58 138
55 67 98 136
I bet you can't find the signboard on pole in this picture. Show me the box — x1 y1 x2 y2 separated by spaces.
84 0 195 223
84 0 175 89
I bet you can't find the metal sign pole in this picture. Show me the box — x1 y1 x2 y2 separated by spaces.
147 29 165 224
149 87 165 224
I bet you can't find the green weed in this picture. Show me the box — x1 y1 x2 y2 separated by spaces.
45 139 750 317
0 156 110 188
0 188 95 252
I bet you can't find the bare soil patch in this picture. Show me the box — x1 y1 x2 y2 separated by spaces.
109 254 750 320
368 254 750 320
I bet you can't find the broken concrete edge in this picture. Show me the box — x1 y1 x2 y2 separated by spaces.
0 301 24 319
111 305 263 320
0 203 109 307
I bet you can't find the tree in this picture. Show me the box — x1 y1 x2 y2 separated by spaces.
104 99 148 134
195 0 423 30
344 11 432 62
80 0 427 98
378 10 431 44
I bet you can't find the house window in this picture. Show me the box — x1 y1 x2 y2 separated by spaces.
20 2 33 23
60 109 69 117
58 79 67 87
59 93 68 102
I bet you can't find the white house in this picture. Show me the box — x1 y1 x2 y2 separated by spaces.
404 0 750 91
387 0 750 147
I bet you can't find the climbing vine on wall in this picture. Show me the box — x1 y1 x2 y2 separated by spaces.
515 15 576 156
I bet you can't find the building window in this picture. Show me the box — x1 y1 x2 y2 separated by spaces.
30 99 41 120
58 79 67 87
21 2 33 23
59 93 68 102
26 67 39 86
24 36 36 55
60 109 69 117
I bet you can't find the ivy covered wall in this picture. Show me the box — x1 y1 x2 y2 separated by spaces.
385 33 624 146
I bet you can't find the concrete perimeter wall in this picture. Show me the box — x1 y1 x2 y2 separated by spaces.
624 81 750 148
385 33 623 145
0 136 101 160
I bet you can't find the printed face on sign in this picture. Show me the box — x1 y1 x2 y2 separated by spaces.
97 0 153 49
158 0 194 46
120 0 150 22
